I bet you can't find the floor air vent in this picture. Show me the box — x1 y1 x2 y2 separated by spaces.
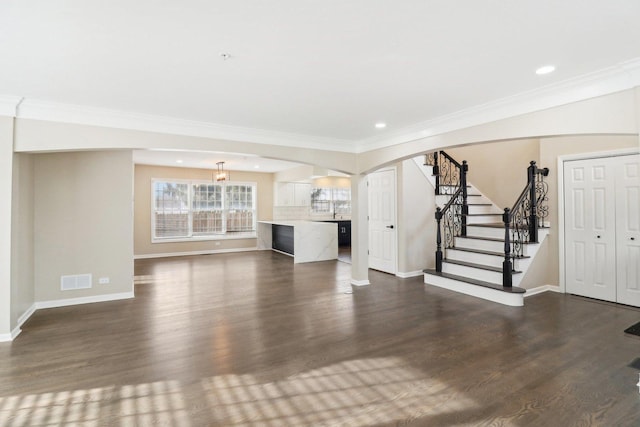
60 274 92 291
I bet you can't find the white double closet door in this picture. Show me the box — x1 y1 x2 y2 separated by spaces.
564 154 640 306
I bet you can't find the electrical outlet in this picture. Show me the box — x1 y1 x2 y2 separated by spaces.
98 277 110 284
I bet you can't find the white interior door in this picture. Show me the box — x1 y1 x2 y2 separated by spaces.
564 157 617 302
368 169 397 274
615 154 640 306
564 153 640 307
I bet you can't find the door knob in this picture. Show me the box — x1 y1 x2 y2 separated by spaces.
386 225 394 229
632 237 636 241
596 235 601 238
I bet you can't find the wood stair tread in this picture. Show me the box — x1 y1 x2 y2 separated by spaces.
468 223 504 228
443 258 522 274
423 269 526 294
449 247 531 259
460 235 538 244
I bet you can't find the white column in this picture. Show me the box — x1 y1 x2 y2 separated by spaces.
0 116 14 340
350 174 370 285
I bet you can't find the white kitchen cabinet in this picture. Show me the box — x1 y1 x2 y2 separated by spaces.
275 182 311 206
294 183 310 206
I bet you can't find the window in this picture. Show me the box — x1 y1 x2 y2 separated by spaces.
310 187 351 215
192 184 223 235
225 184 255 232
152 179 256 241
154 182 189 238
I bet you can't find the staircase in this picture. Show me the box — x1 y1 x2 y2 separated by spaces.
419 152 550 307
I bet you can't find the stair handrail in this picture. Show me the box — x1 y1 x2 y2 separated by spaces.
502 161 550 287
435 186 464 272
424 151 468 199
425 150 471 273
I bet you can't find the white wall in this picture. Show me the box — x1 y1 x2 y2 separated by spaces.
397 159 436 275
11 153 35 329
445 139 540 210
34 151 134 302
357 89 638 174
0 116 14 338
14 119 359 175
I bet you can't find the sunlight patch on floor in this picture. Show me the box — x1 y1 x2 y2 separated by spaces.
0 381 189 427
202 357 478 426
0 357 478 426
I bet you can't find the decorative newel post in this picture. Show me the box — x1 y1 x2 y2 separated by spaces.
461 160 469 236
528 161 538 243
503 208 512 287
435 207 443 272
433 151 440 195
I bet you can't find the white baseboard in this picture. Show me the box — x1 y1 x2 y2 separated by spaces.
424 272 524 307
0 326 22 342
17 303 37 328
396 270 424 278
0 293 134 342
134 247 258 259
35 291 135 309
350 279 370 286
524 285 562 297
0 303 37 342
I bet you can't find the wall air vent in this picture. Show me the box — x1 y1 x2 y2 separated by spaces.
60 274 92 291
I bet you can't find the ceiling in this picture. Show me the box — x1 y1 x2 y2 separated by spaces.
2 1 640 152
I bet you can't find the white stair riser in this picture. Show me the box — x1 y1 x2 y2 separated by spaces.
446 249 504 268
465 215 504 224
441 263 503 284
423 273 524 307
455 237 505 253
441 263 525 287
466 226 505 239
436 195 493 207
467 224 504 239
467 205 503 215
455 237 531 256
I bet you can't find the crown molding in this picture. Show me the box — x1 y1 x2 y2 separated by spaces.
14 100 356 153
355 58 640 153
6 58 640 154
0 95 22 117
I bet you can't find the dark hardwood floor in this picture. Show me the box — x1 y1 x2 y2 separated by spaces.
1 251 639 426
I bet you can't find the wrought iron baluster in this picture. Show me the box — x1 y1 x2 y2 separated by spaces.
435 207 443 271
503 208 512 287
502 160 550 287
528 161 538 243
461 160 468 236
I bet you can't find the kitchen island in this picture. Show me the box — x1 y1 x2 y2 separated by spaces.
257 220 338 263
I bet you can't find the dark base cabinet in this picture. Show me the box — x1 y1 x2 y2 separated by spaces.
272 224 294 255
337 221 351 247
322 220 351 247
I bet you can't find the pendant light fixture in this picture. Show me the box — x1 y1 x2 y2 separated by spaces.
215 161 229 182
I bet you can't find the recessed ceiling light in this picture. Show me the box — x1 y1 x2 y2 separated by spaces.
176 159 183 164
254 165 260 169
375 123 386 129
535 65 556 75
